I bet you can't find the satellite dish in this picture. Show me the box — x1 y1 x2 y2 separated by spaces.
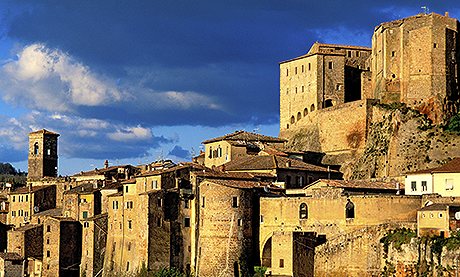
33 206 39 213
455 212 460 220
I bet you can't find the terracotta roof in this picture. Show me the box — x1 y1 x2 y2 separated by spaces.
310 179 403 190
259 147 288 157
0 252 23 261
203 130 286 144
101 182 124 190
107 192 123 198
407 158 460 175
194 170 267 180
138 162 207 177
32 208 62 217
419 203 450 211
10 185 53 194
64 183 99 195
72 165 132 177
206 179 272 189
224 155 333 172
13 224 42 232
29 129 59 136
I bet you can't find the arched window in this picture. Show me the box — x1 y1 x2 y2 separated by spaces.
33 142 39 155
290 116 295 124
208 146 213 158
303 108 308 116
310 104 315 112
297 112 301 121
299 203 308 219
345 199 355 219
325 99 333 108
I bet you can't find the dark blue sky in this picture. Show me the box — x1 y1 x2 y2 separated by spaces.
0 1 457 174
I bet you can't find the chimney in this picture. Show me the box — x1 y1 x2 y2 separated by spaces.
104 160 109 169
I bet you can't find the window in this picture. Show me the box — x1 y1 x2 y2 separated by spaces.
295 87 297 93
301 65 304 72
295 67 297 74
202 197 205 208
125 186 129 193
25 195 28 202
46 149 51 156
47 251 50 257
297 112 301 121
290 116 295 124
347 50 351 57
446 179 454 190
411 181 417 192
84 222 89 228
126 201 133 209
345 200 355 219
12 196 15 202
260 215 264 223
126 262 130 271
209 146 213 158
237 218 242 226
310 104 315 112
184 217 190 227
25 211 28 217
82 211 88 219
308 63 311 71
128 220 132 229
47 225 51 232
232 197 239 208
439 213 443 218
303 108 308 116
128 242 132 251
152 180 158 189
279 259 284 268
328 61 333 69
33 142 39 155
157 217 162 227
391 51 395 57
47 238 49 244
113 201 119 210
421 181 428 191
356 51 360 57
286 68 289 76
299 203 308 219
11 211 15 217
157 198 163 207
301 86 304 92
434 43 437 48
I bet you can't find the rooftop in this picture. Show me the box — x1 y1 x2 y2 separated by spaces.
202 130 286 144
10 185 53 194
407 158 460 175
29 129 59 136
224 155 334 172
308 179 403 191
0 252 23 261
205 178 274 190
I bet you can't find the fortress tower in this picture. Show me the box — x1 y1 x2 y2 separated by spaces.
27 129 59 179
371 12 460 123
279 43 371 132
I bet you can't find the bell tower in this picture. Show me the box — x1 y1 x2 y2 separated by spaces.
28 129 59 179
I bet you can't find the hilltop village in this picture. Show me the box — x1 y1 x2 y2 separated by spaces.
2 11 460 277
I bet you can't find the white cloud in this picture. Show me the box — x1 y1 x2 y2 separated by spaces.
0 43 123 111
108 126 153 142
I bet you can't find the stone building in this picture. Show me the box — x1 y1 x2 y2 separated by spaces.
202 130 286 168
259 179 421 276
7 224 43 262
28 129 59 180
372 12 460 123
62 183 102 220
7 185 56 227
279 43 371 131
0 252 24 277
417 203 460 237
42 217 82 277
80 213 108 277
224 154 341 189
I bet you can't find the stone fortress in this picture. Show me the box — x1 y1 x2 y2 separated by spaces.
280 12 460 178
3 11 460 277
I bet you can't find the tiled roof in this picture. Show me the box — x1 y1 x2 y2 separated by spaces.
202 130 286 144
407 158 460 175
72 165 132 177
13 224 42 232
10 185 53 194
194 170 268 180
206 179 272 189
138 162 207 177
259 146 288 157
419 203 450 211
0 252 23 261
64 183 99 195
29 129 59 136
224 155 333 172
32 208 62 217
107 192 123 198
311 179 403 190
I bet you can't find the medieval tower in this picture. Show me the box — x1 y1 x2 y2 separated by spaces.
27 129 59 179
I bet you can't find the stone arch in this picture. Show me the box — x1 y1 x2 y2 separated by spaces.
297 112 302 121
310 104 315 112
324 99 333 108
290 116 295 124
303 108 308 116
33 142 39 155
345 199 355 219
261 237 272 267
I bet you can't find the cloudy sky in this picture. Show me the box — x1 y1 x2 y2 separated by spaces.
0 1 457 175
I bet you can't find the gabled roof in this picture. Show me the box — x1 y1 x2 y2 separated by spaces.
307 179 403 191
202 130 286 144
224 155 333 172
72 165 133 177
10 185 53 194
205 179 273 189
64 183 99 195
29 129 59 136
407 158 460 175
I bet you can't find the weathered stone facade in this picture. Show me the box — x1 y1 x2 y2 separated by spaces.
27 130 59 180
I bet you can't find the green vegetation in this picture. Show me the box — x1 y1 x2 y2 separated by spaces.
380 228 416 256
253 266 267 277
445 113 460 133
0 162 26 187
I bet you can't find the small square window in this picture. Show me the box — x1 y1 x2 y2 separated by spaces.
280 259 284 268
184 217 190 227
328 62 333 69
